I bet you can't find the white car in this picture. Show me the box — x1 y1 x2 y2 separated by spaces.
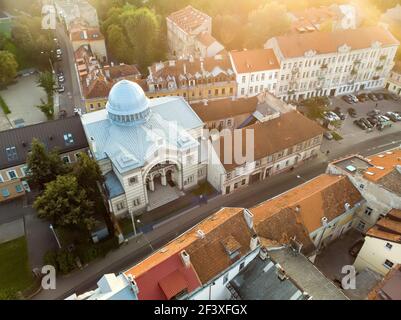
58 85 65 93
323 111 341 122
56 48 62 55
58 76 65 83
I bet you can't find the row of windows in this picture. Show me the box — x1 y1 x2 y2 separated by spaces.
1 184 24 198
242 72 278 84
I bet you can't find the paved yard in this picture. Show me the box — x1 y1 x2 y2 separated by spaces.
0 218 24 244
0 74 48 127
314 229 363 282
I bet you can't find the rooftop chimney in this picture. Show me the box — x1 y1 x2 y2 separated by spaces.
243 209 254 229
180 250 191 268
250 234 259 251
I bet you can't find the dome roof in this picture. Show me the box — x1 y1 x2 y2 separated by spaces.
106 80 150 125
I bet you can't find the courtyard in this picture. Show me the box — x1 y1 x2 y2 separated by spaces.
0 74 48 128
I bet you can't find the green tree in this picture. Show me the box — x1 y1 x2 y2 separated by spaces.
245 1 291 48
26 139 69 187
106 24 131 62
37 71 55 98
73 153 103 198
0 50 18 86
34 175 95 230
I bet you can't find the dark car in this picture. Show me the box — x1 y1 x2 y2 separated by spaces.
333 107 346 120
366 117 379 126
348 108 357 118
354 119 368 130
360 118 373 129
367 93 378 101
357 94 369 102
342 95 355 104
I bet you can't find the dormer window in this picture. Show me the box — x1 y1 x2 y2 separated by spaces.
64 133 74 146
6 146 18 162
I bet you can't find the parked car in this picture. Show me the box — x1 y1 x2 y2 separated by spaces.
323 111 341 122
386 111 401 122
354 119 368 130
349 94 359 103
58 85 65 93
360 118 373 129
348 108 357 118
58 75 65 83
367 93 378 101
357 94 369 102
333 107 346 120
342 95 355 104
324 131 334 140
56 48 62 55
367 109 381 118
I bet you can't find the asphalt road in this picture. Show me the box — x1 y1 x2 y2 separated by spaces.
53 128 401 300
54 24 84 116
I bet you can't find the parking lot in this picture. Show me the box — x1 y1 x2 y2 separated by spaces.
322 91 401 153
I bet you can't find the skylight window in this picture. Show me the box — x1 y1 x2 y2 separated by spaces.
64 133 74 146
5 147 18 162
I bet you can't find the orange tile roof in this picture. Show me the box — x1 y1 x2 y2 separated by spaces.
108 64 141 80
367 212 401 243
191 97 258 122
124 207 245 279
274 27 400 58
363 149 401 182
167 5 210 34
251 174 363 235
230 49 280 74
70 27 104 42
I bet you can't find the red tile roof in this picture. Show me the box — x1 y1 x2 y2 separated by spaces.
230 49 280 74
70 27 104 42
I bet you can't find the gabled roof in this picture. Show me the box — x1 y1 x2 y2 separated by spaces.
124 207 255 297
191 97 258 122
167 5 210 34
108 64 141 81
230 49 280 74
0 116 89 170
70 26 104 42
272 27 400 58
367 210 401 244
217 111 325 171
251 174 363 251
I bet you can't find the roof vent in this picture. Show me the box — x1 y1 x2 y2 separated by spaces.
180 250 191 268
366 172 375 176
376 166 385 170
345 203 351 211
196 229 205 239
276 264 288 281
321 217 329 227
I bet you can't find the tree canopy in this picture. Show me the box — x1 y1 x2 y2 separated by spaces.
0 51 18 86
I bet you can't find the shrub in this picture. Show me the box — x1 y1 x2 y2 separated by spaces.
44 249 76 274
0 95 11 114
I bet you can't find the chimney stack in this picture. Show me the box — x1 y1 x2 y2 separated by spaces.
180 250 191 268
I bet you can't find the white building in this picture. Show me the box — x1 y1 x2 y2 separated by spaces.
81 80 207 221
265 27 399 101
386 61 401 96
166 5 224 59
229 49 280 98
354 209 401 276
327 149 401 233
54 0 99 30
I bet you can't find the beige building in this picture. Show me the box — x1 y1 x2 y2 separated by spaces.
207 111 325 195
386 61 401 96
265 27 399 101
166 5 224 58
146 54 236 102
354 209 401 276
70 24 107 62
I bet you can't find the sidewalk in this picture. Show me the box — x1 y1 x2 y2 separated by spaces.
33 154 329 300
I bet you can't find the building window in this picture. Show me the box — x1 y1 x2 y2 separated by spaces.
241 179 246 185
5 147 18 162
21 166 29 177
385 243 393 251
133 198 141 207
223 273 229 285
116 202 125 211
7 170 17 180
64 133 74 146
357 221 366 231
15 184 23 193
384 259 394 269
62 156 70 164
364 207 373 216
129 176 138 186
1 188 10 197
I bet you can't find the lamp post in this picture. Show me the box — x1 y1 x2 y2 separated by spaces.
296 174 307 183
49 224 61 249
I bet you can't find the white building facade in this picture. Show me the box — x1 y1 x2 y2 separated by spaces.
264 27 399 101
81 80 207 220
386 62 401 96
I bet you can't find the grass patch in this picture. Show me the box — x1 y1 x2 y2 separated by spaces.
331 132 343 141
0 237 34 299
0 95 11 114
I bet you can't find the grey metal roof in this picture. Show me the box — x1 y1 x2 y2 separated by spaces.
104 171 125 199
230 255 304 300
0 116 89 170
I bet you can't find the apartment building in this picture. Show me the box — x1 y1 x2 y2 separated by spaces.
70 24 107 62
229 49 280 98
146 54 236 102
0 116 89 202
265 27 399 101
386 61 401 96
354 209 401 276
166 5 224 58
327 149 401 233
207 111 324 195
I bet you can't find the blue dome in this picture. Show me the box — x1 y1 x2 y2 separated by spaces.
106 80 150 125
